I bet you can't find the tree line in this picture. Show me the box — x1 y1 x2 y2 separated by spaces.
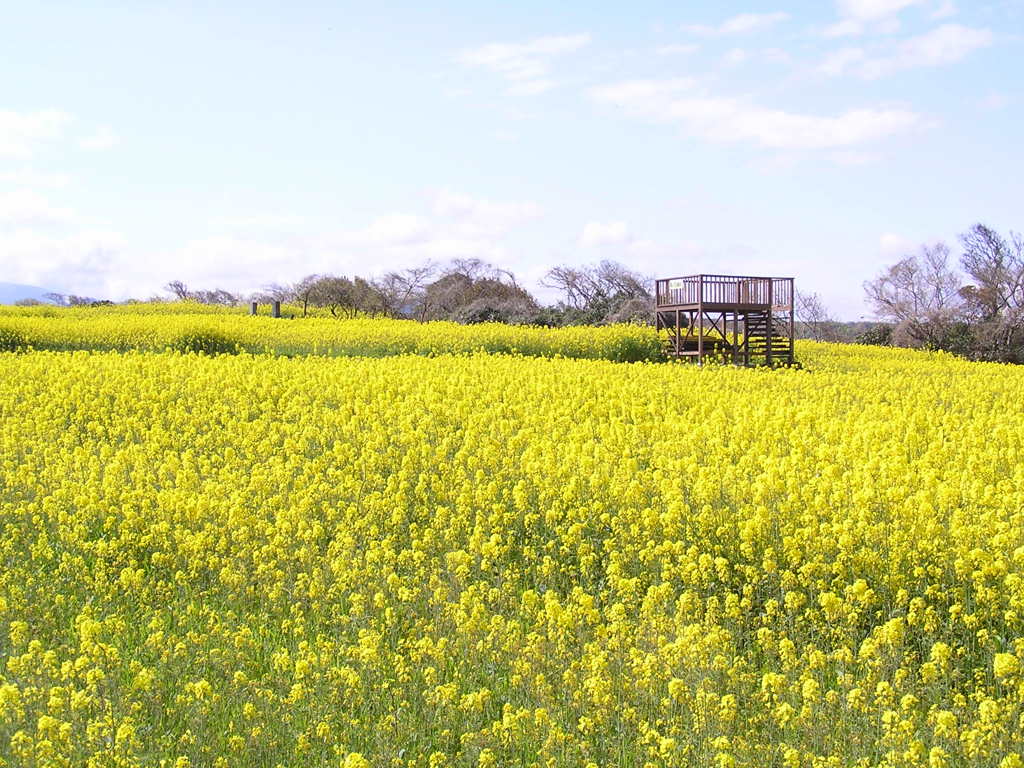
862 222 1024 363
24 220 1024 363
161 259 655 327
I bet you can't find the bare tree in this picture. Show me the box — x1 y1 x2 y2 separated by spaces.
542 260 651 322
959 224 1024 317
255 283 294 303
43 292 103 306
292 274 322 317
863 243 963 348
163 281 237 305
165 281 190 300
958 223 1024 360
795 291 833 341
593 260 651 300
541 266 592 310
191 288 238 306
417 260 537 322
373 264 435 318
67 295 102 306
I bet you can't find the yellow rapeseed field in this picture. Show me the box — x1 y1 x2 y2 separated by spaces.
1 326 1023 766
0 304 662 362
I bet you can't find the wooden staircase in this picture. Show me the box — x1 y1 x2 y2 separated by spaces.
744 311 792 363
656 309 793 365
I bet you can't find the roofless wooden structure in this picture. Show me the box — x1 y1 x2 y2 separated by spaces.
655 274 795 366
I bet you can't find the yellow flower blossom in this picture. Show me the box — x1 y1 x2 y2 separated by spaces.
0 320 1022 765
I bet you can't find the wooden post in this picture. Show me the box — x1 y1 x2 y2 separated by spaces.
766 280 774 367
697 275 704 365
674 309 680 357
743 313 750 366
788 278 795 365
732 312 738 365
272 300 281 318
250 301 258 316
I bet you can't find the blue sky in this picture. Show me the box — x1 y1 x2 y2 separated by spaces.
1 0 1020 318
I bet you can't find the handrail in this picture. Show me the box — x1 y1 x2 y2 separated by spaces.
655 274 793 309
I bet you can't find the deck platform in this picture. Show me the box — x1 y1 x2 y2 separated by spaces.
655 274 795 366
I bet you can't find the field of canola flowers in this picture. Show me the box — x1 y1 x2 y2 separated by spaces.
0 304 662 362
1 316 1024 768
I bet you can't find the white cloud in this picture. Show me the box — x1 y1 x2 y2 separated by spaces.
0 190 78 229
457 34 591 94
509 79 555 96
0 170 71 189
580 220 631 247
838 0 924 22
357 214 432 246
79 126 118 151
0 228 127 296
762 48 792 64
824 19 868 38
822 24 992 77
1 189 545 299
588 78 697 107
0 110 71 158
656 43 700 56
825 0 958 36
869 23 991 75
0 184 128 296
208 214 308 235
588 79 920 149
831 149 881 165
721 48 750 67
819 47 868 75
433 189 540 230
683 12 789 37
878 232 918 263
980 90 1010 110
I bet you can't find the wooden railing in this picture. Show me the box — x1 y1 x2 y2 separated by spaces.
656 275 793 309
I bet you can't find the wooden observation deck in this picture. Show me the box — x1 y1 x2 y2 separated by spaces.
655 274 795 366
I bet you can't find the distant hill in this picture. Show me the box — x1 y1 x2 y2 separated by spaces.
0 283 55 305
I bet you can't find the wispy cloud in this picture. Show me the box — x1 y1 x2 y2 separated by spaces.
2 189 544 299
79 126 119 151
588 78 920 150
721 48 750 68
980 90 1010 110
0 190 78 229
683 12 790 37
820 24 992 77
839 0 924 22
0 170 71 189
580 220 631 247
655 43 700 56
457 34 591 95
0 110 71 158
819 47 869 75
824 0 956 36
432 189 541 235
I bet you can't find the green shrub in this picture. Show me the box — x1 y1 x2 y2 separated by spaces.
0 327 28 352
171 329 239 356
